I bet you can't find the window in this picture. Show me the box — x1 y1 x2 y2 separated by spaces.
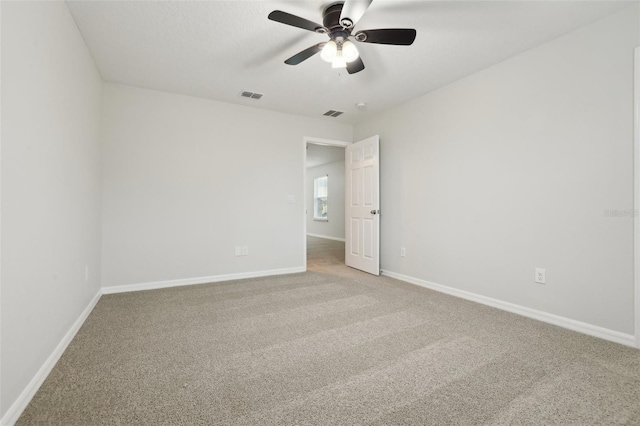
314 176 328 221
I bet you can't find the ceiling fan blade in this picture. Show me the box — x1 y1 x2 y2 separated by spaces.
355 29 417 45
346 57 365 74
268 10 325 33
339 0 373 29
284 44 324 65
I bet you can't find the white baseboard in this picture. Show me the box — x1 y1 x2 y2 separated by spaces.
307 233 346 242
101 266 306 294
1 290 102 426
381 270 636 348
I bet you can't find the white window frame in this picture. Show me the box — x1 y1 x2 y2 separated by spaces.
313 175 329 221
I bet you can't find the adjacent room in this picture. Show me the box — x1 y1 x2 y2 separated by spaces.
2 0 640 424
306 142 346 268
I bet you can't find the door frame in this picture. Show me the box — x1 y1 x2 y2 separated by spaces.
634 47 640 348
302 136 351 270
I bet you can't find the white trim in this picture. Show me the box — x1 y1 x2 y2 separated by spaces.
303 136 351 147
303 138 307 270
306 233 346 242
0 1 3 416
1 291 102 426
381 270 636 348
101 267 305 294
634 47 640 349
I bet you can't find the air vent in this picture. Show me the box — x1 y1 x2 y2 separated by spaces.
239 90 263 100
323 110 344 117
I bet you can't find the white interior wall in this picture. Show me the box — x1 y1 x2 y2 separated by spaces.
354 5 638 335
101 83 352 288
306 159 346 240
1 1 103 418
2 1 639 421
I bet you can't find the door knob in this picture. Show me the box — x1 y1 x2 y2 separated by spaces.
370 209 379 215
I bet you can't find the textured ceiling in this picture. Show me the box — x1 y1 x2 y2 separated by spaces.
66 1 631 124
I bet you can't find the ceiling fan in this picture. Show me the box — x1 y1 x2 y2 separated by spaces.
268 0 416 74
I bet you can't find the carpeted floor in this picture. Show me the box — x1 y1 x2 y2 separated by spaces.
18 236 640 425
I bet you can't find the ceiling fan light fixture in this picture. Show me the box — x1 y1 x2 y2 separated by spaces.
332 51 347 68
320 40 338 62
342 40 359 62
269 1 416 75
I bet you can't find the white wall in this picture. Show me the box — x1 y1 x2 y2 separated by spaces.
354 6 638 335
101 83 352 288
1 1 103 418
307 159 345 240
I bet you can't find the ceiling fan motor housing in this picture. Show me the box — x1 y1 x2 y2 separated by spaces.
323 3 349 33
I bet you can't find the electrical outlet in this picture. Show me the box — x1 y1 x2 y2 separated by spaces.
400 247 406 257
235 246 242 256
241 246 249 256
535 268 546 284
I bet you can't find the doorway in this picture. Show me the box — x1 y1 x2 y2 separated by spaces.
303 137 350 270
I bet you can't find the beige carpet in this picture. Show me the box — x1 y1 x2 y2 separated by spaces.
18 236 640 424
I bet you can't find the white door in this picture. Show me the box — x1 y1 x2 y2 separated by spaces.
345 135 380 275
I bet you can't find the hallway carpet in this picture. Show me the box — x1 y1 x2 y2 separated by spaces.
18 237 640 424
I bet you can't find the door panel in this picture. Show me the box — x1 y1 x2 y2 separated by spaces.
350 218 360 255
363 219 373 259
363 165 373 206
345 135 380 275
350 169 360 205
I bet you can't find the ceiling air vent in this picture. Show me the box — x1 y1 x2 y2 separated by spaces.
323 110 344 117
239 90 263 100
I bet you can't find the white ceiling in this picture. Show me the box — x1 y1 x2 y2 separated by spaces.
307 144 345 168
66 0 631 124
